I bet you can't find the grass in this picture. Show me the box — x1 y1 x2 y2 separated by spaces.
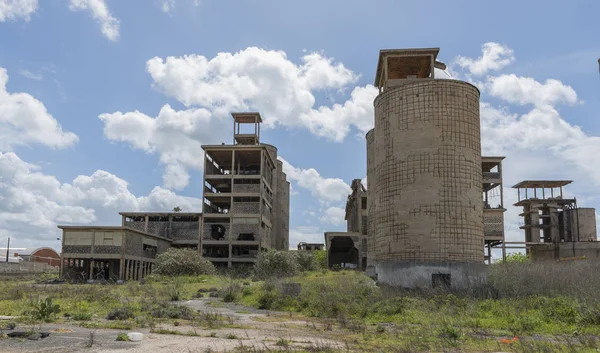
3 261 600 352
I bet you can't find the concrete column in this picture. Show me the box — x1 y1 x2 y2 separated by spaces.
89 260 95 280
119 258 124 280
124 260 129 280
137 260 142 281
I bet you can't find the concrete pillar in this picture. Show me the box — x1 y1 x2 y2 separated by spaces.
137 260 142 281
89 260 95 280
119 258 124 280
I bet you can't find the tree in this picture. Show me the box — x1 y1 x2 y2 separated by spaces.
173 206 182 212
154 248 216 276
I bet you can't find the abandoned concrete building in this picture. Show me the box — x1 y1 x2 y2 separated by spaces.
512 180 598 261
59 212 200 281
200 112 290 269
297 243 324 251
58 112 290 281
325 179 367 270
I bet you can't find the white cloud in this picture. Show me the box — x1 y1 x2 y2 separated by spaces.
0 67 78 151
160 0 175 13
300 85 377 141
69 0 120 41
480 103 585 154
145 47 373 139
289 226 324 249
0 0 37 22
279 157 350 204
486 74 578 107
100 47 376 189
99 104 228 190
18 69 43 80
162 163 189 191
320 206 345 226
455 42 515 76
0 151 202 249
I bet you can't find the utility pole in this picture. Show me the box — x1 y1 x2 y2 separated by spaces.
5 237 9 262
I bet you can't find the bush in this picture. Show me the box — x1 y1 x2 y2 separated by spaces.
252 250 300 280
154 248 216 276
295 251 317 272
72 301 92 321
107 307 134 321
505 253 529 263
257 289 278 310
313 250 327 270
116 332 129 341
30 297 61 323
147 302 193 320
219 279 242 303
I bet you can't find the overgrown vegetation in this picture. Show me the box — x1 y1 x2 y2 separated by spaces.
4 254 600 352
252 250 319 280
154 248 217 276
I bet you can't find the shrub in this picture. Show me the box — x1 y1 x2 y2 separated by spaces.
313 250 327 270
163 278 185 301
294 251 317 272
30 297 61 323
72 301 92 321
257 290 278 310
116 332 129 341
219 280 241 303
154 248 216 276
252 250 299 280
147 302 193 320
107 307 134 321
505 253 529 263
438 323 461 341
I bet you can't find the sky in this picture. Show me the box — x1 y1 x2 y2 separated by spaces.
0 0 599 260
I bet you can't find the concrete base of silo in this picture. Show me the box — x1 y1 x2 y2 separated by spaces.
375 261 487 290
365 265 377 279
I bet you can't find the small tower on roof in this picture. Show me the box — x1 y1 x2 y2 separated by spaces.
232 112 262 145
374 48 447 93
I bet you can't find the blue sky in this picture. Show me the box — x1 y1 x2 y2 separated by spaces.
1 0 599 259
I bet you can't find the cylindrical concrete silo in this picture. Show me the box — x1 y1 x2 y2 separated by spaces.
365 129 376 278
564 208 597 242
372 48 484 289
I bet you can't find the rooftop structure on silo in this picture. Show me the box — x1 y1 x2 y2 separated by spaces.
374 48 447 92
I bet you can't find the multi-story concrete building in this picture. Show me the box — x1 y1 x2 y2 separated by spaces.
512 180 598 261
200 112 290 268
59 212 199 281
325 179 368 270
58 113 290 281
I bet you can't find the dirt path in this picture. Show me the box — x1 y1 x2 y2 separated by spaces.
0 298 344 353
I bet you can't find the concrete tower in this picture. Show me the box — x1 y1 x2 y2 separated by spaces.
371 48 485 289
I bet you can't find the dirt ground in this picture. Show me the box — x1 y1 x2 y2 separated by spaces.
0 298 346 353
